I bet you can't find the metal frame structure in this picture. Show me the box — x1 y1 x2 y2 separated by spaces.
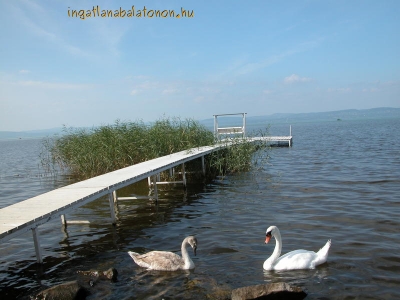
213 113 247 139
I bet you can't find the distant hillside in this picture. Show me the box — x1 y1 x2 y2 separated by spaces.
0 128 63 140
1 107 399 140
200 107 400 129
253 107 400 123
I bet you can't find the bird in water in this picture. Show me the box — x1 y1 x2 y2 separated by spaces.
263 226 331 271
128 236 197 271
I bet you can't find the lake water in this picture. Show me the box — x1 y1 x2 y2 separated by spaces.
0 118 400 299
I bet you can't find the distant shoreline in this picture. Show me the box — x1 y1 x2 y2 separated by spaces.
1 107 399 140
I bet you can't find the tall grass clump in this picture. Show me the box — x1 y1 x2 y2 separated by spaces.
206 129 270 178
147 117 214 158
41 117 214 179
41 117 270 180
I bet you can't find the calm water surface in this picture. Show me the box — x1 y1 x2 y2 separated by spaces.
0 118 399 299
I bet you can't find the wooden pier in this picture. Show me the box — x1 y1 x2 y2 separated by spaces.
213 114 293 146
0 135 292 263
0 144 220 263
253 136 293 147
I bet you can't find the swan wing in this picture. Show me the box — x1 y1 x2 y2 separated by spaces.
129 251 184 271
273 239 331 271
313 239 331 266
128 251 151 269
274 249 318 270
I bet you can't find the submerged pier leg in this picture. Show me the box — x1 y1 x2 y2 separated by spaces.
201 156 206 176
32 227 43 264
108 191 117 225
112 190 118 203
112 190 120 217
182 163 187 188
61 214 67 227
152 174 159 202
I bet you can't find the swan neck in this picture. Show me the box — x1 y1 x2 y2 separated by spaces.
181 238 193 268
271 229 282 262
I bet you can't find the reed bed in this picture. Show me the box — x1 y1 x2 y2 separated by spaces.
207 128 270 177
41 117 269 180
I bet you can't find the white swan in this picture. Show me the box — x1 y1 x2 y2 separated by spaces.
263 226 331 271
128 236 197 271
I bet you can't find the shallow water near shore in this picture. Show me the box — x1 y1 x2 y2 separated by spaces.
1 118 400 299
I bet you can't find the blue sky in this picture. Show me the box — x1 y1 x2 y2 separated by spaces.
0 0 399 131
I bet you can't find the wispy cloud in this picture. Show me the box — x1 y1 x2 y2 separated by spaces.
263 89 273 94
129 79 161 95
19 70 30 74
327 87 351 93
130 89 139 95
88 19 129 58
5 0 127 60
128 77 192 96
6 0 92 58
230 38 323 77
136 80 160 90
162 88 178 95
133 75 150 80
284 74 312 84
3 79 94 90
362 88 379 93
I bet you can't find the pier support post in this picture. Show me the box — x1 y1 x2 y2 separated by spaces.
61 214 67 228
243 112 246 137
152 174 159 202
182 163 186 188
201 156 206 176
214 115 218 139
112 190 120 218
108 191 117 225
112 190 118 203
32 227 43 264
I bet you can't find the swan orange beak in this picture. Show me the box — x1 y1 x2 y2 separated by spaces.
265 235 271 244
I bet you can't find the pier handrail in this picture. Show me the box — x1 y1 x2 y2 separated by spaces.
213 113 247 139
